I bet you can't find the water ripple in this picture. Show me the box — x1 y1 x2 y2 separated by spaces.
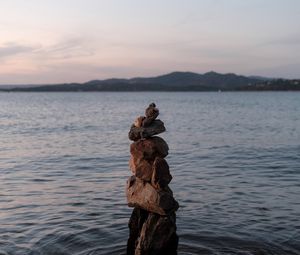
0 92 300 254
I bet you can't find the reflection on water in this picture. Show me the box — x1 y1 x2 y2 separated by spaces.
0 92 300 255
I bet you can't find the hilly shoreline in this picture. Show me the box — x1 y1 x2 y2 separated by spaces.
1 71 299 92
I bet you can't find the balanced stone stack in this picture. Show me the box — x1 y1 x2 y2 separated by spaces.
126 103 179 255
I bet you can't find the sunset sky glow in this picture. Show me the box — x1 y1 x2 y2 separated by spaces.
1 0 300 84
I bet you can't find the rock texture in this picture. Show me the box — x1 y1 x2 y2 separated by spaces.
126 103 179 255
127 176 179 216
128 120 166 141
130 137 169 160
151 157 172 189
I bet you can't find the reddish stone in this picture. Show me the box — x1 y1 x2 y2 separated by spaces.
134 116 145 128
151 157 172 189
129 156 153 182
130 137 169 161
128 120 165 141
129 156 136 174
126 176 179 216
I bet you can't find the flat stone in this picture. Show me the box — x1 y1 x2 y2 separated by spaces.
130 137 169 161
151 157 172 189
128 120 166 141
126 176 179 216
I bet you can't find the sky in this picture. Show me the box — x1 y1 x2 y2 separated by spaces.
0 0 300 84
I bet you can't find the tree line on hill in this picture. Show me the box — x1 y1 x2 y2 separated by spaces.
1 72 299 92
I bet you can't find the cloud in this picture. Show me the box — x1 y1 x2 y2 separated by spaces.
0 42 37 58
259 34 300 47
250 63 300 79
0 62 142 84
35 36 95 59
0 36 95 63
0 36 98 83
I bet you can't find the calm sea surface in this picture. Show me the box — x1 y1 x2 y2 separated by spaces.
0 92 299 255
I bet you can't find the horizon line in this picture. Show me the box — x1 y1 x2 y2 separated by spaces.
0 70 286 87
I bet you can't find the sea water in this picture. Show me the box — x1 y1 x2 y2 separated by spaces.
0 92 299 255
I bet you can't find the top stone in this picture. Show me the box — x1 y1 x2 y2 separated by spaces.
128 103 165 141
143 103 159 127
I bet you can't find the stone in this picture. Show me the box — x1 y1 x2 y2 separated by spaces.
126 176 179 216
129 156 153 181
151 157 172 189
130 137 169 161
142 103 159 127
127 209 178 255
127 208 149 255
134 116 145 128
126 104 178 255
135 212 178 255
128 120 165 141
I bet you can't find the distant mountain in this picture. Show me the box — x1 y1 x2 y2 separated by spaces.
1 71 299 92
247 75 274 81
241 79 300 91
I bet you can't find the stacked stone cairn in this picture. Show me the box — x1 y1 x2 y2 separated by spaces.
126 103 179 255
